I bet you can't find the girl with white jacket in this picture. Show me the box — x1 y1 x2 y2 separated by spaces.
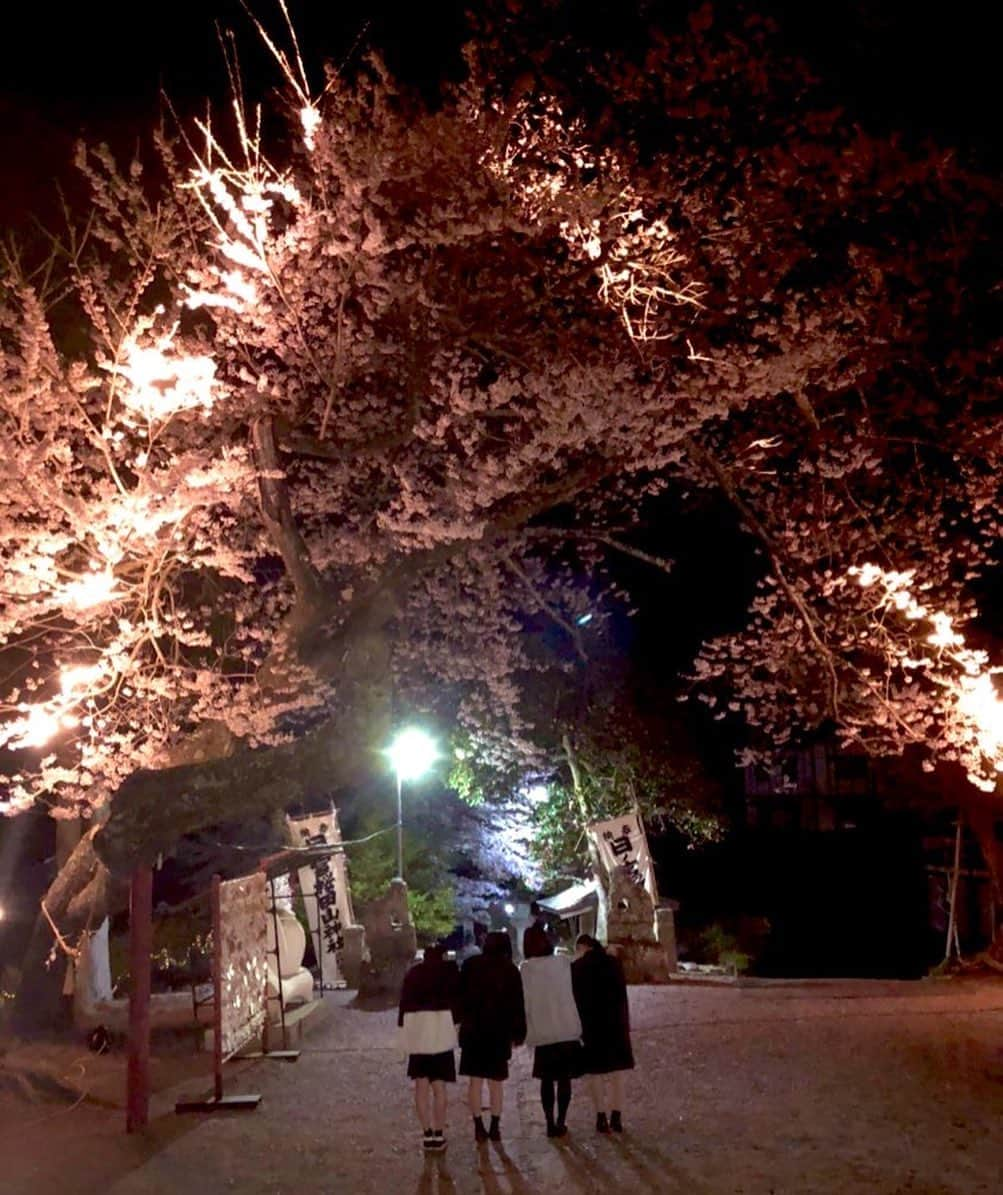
398 944 460 1152
520 939 584 1137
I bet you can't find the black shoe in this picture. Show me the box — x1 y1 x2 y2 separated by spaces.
431 1130 446 1152
545 1120 558 1138
610 1110 623 1133
596 1112 610 1134
423 1130 436 1152
488 1116 501 1142
474 1116 488 1143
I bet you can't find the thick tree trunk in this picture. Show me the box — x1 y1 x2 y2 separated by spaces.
11 828 114 1034
94 706 384 874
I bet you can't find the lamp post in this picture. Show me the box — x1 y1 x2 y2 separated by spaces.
387 727 438 883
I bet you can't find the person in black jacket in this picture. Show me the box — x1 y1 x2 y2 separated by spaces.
571 933 635 1134
522 901 556 960
398 944 461 1153
458 931 527 1143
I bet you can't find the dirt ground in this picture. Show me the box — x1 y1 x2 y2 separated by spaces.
2 977 1001 1194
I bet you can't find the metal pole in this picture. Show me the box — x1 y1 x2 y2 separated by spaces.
126 864 153 1132
266 875 292 1052
396 771 404 882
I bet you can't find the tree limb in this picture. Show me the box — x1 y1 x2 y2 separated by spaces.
251 416 325 620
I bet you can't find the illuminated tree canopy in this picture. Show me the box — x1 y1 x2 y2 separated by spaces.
0 9 998 946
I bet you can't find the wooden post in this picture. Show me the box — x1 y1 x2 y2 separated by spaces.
211 875 224 1102
944 815 963 965
126 864 153 1133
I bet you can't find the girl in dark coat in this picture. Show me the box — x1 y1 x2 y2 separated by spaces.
571 933 634 1133
458 931 526 1142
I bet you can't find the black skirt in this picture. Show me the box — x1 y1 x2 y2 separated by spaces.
407 1050 456 1082
532 1040 584 1081
459 1036 511 1081
581 1038 635 1074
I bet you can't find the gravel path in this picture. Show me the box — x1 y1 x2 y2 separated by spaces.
5 979 1002 1194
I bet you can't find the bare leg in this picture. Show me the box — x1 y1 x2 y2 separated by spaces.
609 1071 625 1113
431 1080 448 1132
414 1078 431 1131
488 1079 504 1116
467 1077 484 1118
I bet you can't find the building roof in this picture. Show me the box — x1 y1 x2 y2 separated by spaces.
538 879 598 919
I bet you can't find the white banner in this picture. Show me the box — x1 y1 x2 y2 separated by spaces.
588 813 658 902
286 808 355 988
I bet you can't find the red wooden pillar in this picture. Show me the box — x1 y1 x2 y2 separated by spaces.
126 864 153 1133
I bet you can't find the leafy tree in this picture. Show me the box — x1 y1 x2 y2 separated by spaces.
346 818 457 944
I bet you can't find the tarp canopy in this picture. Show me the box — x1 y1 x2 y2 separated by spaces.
538 879 598 920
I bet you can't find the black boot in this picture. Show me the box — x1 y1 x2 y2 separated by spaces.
488 1115 501 1141
474 1116 488 1143
596 1112 610 1134
610 1110 623 1133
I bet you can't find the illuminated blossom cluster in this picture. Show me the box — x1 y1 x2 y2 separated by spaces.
0 11 996 859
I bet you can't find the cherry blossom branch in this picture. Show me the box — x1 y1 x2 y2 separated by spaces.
525 528 675 575
683 434 842 720
503 554 587 661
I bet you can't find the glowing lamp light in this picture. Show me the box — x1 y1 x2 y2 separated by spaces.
526 784 549 805
62 569 120 611
387 728 439 783
957 673 1003 772
504 903 515 917
60 663 104 698
576 612 594 626
10 705 61 750
387 728 439 884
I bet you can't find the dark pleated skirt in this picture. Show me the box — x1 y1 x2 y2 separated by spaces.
581 1038 635 1074
461 1037 514 1085
532 1040 584 1080
407 1050 456 1082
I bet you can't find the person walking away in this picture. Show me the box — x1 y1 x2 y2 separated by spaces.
399 942 460 1153
458 931 526 1143
520 939 583 1138
522 900 555 960
571 933 635 1133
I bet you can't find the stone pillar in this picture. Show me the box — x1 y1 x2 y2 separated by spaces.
606 868 672 984
339 923 368 989
356 879 417 1003
655 904 679 973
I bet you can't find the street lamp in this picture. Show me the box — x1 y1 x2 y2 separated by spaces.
387 727 439 883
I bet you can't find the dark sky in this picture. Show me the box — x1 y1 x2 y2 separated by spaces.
0 1 995 230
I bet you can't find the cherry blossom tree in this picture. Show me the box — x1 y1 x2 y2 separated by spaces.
2 4 999 999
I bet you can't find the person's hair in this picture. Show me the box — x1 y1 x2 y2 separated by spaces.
530 900 542 917
576 933 602 951
424 942 447 963
483 930 512 959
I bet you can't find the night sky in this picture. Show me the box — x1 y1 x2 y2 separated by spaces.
1 1 996 233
